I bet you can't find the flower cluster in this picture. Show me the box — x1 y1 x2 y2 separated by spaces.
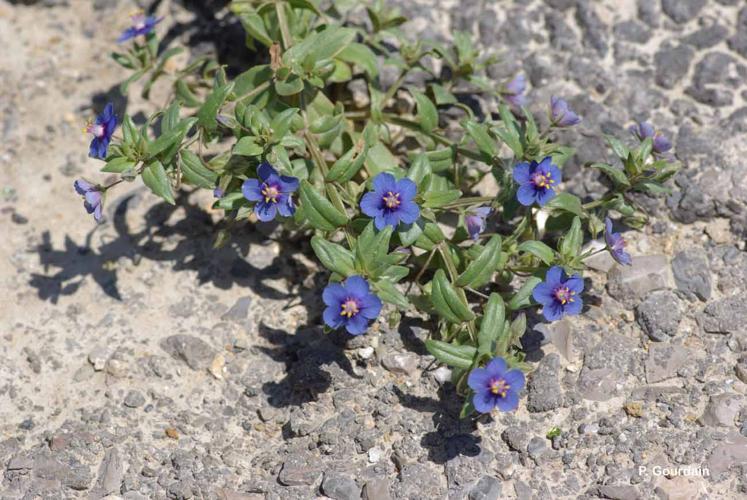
77 6 679 417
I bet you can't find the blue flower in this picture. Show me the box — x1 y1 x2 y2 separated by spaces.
241 163 299 222
467 357 525 413
465 206 491 241
502 74 527 108
322 275 382 335
360 173 420 230
85 103 117 160
604 217 632 266
74 179 103 221
213 187 224 199
512 157 561 207
550 96 581 127
629 122 672 155
532 266 584 322
117 11 163 43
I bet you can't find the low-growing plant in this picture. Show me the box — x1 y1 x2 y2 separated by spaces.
75 1 678 416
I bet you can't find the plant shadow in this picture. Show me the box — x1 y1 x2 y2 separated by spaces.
393 385 482 465
30 188 314 304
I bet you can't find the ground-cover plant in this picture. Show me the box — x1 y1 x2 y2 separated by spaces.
75 1 679 417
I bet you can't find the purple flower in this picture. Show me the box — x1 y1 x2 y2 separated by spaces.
550 96 581 127
74 179 104 222
213 187 224 198
629 122 672 154
604 217 632 266
84 103 117 160
532 266 584 322
322 275 382 335
360 173 420 230
241 163 299 222
512 157 561 207
467 357 525 413
465 206 491 241
501 74 527 108
117 11 163 43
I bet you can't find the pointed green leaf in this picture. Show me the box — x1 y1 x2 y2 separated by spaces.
141 160 175 205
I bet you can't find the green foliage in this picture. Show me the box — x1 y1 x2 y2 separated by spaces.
97 0 679 416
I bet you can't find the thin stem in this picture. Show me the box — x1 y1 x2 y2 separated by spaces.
441 196 495 209
236 81 271 104
275 1 293 50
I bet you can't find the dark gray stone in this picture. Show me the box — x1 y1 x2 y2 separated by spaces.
672 248 712 301
575 1 608 56
123 390 145 408
661 0 706 23
701 296 747 334
654 44 694 89
527 437 546 461
645 344 690 383
684 24 728 49
160 335 216 370
94 448 124 496
527 354 563 412
613 20 651 44
321 473 359 500
596 484 639 500
381 352 419 375
362 478 392 500
468 476 502 500
607 255 673 307
636 290 682 341
222 296 252 322
277 456 321 486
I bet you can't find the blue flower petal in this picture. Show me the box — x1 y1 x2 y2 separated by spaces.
344 275 370 297
485 357 508 377
545 266 565 287
255 201 277 221
360 192 382 218
565 276 585 293
345 314 369 335
276 196 295 217
467 367 491 392
542 301 565 322
563 297 583 316
359 294 382 320
512 162 531 184
516 184 537 206
531 282 556 306
74 180 93 195
397 200 420 225
241 179 263 201
322 283 347 307
323 305 345 330
396 177 417 200
535 187 556 207
372 172 397 193
495 391 519 412
473 391 497 413
503 369 526 392
257 162 278 181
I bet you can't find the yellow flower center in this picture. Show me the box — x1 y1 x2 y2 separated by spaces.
382 191 401 209
261 184 280 203
532 172 554 189
490 378 510 398
554 286 575 305
340 299 359 318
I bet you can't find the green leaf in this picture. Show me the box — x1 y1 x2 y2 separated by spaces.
425 340 476 370
545 192 583 217
180 151 217 188
372 279 409 309
145 118 196 160
307 27 357 62
275 74 305 96
422 189 462 208
431 269 475 323
517 241 555 265
299 180 348 231
381 265 410 283
236 10 273 47
288 0 322 14
327 142 368 183
101 157 136 174
411 89 438 132
175 80 201 107
560 216 583 257
589 163 630 188
311 236 356 276
605 134 630 159
141 161 175 205
456 235 502 288
463 120 498 159
197 82 235 132
478 293 505 356
270 108 299 141
233 136 264 157
337 43 378 78
508 276 542 310
398 219 424 247
407 154 432 185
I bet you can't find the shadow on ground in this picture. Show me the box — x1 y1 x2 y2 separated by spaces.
30 189 314 303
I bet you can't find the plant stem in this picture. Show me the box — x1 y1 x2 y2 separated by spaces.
275 1 293 50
